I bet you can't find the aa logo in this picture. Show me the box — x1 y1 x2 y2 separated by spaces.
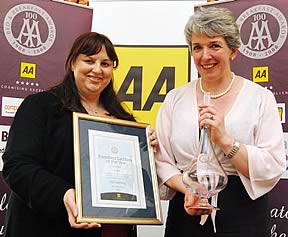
20 62 36 79
114 46 190 126
253 66 268 83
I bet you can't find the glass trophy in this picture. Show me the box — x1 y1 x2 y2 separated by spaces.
182 93 228 210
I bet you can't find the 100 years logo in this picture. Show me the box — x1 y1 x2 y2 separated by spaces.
237 5 287 59
3 3 56 56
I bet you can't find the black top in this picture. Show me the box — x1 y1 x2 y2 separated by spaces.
164 176 270 237
2 88 133 237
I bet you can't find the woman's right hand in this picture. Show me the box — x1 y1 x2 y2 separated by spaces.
63 188 101 229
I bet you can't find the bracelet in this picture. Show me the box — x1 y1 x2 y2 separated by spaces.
225 140 240 159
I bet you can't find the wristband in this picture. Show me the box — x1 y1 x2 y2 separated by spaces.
225 140 240 159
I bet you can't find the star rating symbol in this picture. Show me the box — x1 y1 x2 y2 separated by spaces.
16 81 39 87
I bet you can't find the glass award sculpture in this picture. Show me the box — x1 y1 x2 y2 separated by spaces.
182 93 228 210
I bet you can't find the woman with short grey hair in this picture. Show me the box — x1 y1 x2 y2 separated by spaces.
185 7 240 51
156 6 285 237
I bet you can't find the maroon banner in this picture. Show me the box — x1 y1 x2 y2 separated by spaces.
269 180 288 237
207 0 288 131
0 176 9 235
0 0 93 126
205 0 288 235
0 0 93 234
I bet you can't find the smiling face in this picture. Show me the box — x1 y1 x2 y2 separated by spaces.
191 33 237 82
72 45 113 101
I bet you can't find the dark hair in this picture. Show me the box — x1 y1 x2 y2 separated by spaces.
53 32 135 121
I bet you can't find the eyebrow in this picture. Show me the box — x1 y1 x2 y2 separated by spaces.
191 40 223 46
210 40 222 44
83 55 112 61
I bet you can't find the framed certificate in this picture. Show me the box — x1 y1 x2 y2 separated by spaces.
73 112 162 224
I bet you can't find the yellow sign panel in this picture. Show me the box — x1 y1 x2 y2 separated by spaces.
277 103 285 123
253 66 269 83
20 62 36 79
114 46 190 127
278 107 283 121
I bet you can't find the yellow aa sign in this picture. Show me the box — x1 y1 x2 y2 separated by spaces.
253 66 269 83
20 62 36 79
114 46 190 127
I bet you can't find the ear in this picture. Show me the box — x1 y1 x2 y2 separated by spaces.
230 48 238 60
71 63 75 72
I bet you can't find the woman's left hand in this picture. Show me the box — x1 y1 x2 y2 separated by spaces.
198 104 229 146
184 191 212 216
149 127 158 152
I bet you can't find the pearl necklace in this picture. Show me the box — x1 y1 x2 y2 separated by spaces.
199 72 235 99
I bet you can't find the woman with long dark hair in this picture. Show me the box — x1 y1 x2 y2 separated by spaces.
2 32 156 237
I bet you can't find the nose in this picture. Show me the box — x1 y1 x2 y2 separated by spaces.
92 62 102 73
202 48 212 60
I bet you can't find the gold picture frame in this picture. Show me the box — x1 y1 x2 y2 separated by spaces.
73 112 162 224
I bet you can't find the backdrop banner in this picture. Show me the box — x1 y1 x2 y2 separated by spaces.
0 0 92 126
204 0 288 236
0 0 93 233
